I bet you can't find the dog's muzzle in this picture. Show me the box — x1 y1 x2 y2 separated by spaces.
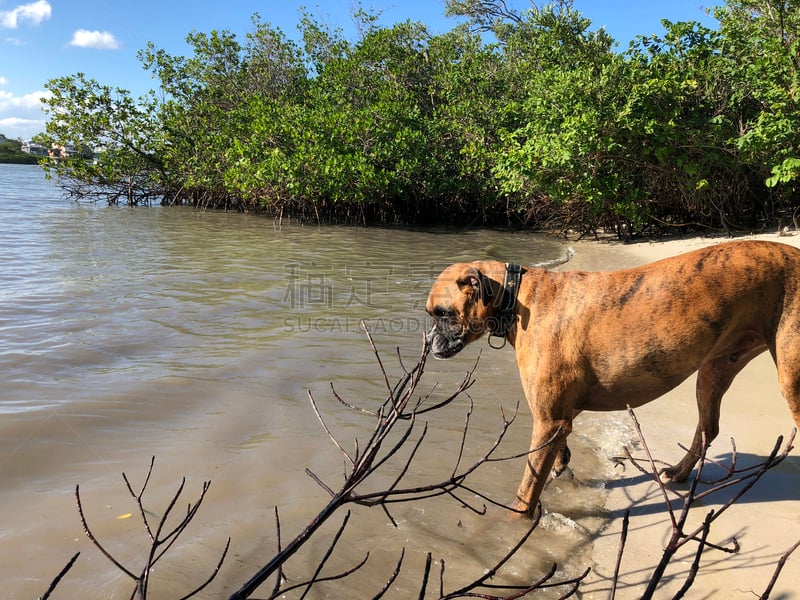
426 324 465 359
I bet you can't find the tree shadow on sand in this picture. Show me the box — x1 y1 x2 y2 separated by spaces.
606 448 800 519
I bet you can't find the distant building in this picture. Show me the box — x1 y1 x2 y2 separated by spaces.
49 144 78 159
21 141 48 156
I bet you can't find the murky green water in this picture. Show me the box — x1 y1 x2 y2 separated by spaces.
0 164 640 598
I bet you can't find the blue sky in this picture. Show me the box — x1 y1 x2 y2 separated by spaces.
0 0 717 141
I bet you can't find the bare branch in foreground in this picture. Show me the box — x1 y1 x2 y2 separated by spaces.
76 458 229 599
47 331 799 599
228 325 570 599
617 408 797 599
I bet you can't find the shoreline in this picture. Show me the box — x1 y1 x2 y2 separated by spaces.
573 229 800 599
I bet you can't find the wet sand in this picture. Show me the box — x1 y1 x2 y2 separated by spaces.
573 232 800 599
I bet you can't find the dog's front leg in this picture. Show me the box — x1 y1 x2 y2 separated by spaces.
513 417 572 516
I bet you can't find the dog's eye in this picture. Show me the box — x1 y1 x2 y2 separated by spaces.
432 306 453 319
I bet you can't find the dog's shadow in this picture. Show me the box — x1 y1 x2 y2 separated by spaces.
601 451 800 519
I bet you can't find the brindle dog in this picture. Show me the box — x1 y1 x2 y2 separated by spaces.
425 240 800 516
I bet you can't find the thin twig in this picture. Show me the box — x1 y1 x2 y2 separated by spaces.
123 456 157 541
626 407 678 529
673 510 713 599
177 537 231 600
361 321 395 403
372 548 405 599
39 552 80 600
75 485 138 580
309 389 355 465
761 538 800 599
271 507 286 598
445 504 543 597
610 510 629 600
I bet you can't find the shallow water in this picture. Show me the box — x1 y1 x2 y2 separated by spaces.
0 164 638 598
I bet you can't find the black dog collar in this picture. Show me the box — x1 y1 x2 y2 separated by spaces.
488 262 525 346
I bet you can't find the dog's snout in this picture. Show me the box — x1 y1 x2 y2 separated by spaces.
425 323 437 340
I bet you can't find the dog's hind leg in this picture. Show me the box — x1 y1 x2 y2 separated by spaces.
775 343 800 434
661 341 763 483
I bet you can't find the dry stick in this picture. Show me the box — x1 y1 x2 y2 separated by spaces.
365 432 560 515
625 407 679 530
309 389 356 465
694 437 738 485
646 433 712 597
140 477 189 595
369 420 433 524
143 479 220 596
450 397 476 478
230 333 430 599
176 537 231 600
346 416 558 515
418 553 434 600
75 485 138 581
760 538 800 600
439 427 562 514
609 510 630 600
332 344 479 420
362 321 402 406
77 463 228 600
329 370 489 515
688 432 794 506
231 328 566 599
229 487 348 599
373 548 406 600
265 513 372 600
438 504 591 600
626 407 796 599
636 424 721 600
298 512 360 600
444 506 544 597
270 507 285 598
679 431 794 547
123 456 157 541
672 509 713 600
623 433 794 554
451 562 589 600
39 552 80 600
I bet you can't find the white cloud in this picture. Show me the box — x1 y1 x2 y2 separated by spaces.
0 76 8 86
69 29 120 50
0 0 52 29
0 89 51 139
0 89 50 110
0 116 44 138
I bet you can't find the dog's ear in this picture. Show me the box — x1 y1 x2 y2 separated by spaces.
456 268 486 303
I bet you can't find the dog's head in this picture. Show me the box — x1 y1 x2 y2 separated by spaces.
425 262 499 359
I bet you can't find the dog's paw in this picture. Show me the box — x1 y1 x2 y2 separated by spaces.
658 465 690 484
551 465 574 480
658 469 675 484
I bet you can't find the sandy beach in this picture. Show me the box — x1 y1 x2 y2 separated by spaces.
571 231 800 599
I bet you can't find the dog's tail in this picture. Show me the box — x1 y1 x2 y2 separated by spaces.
531 247 575 270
